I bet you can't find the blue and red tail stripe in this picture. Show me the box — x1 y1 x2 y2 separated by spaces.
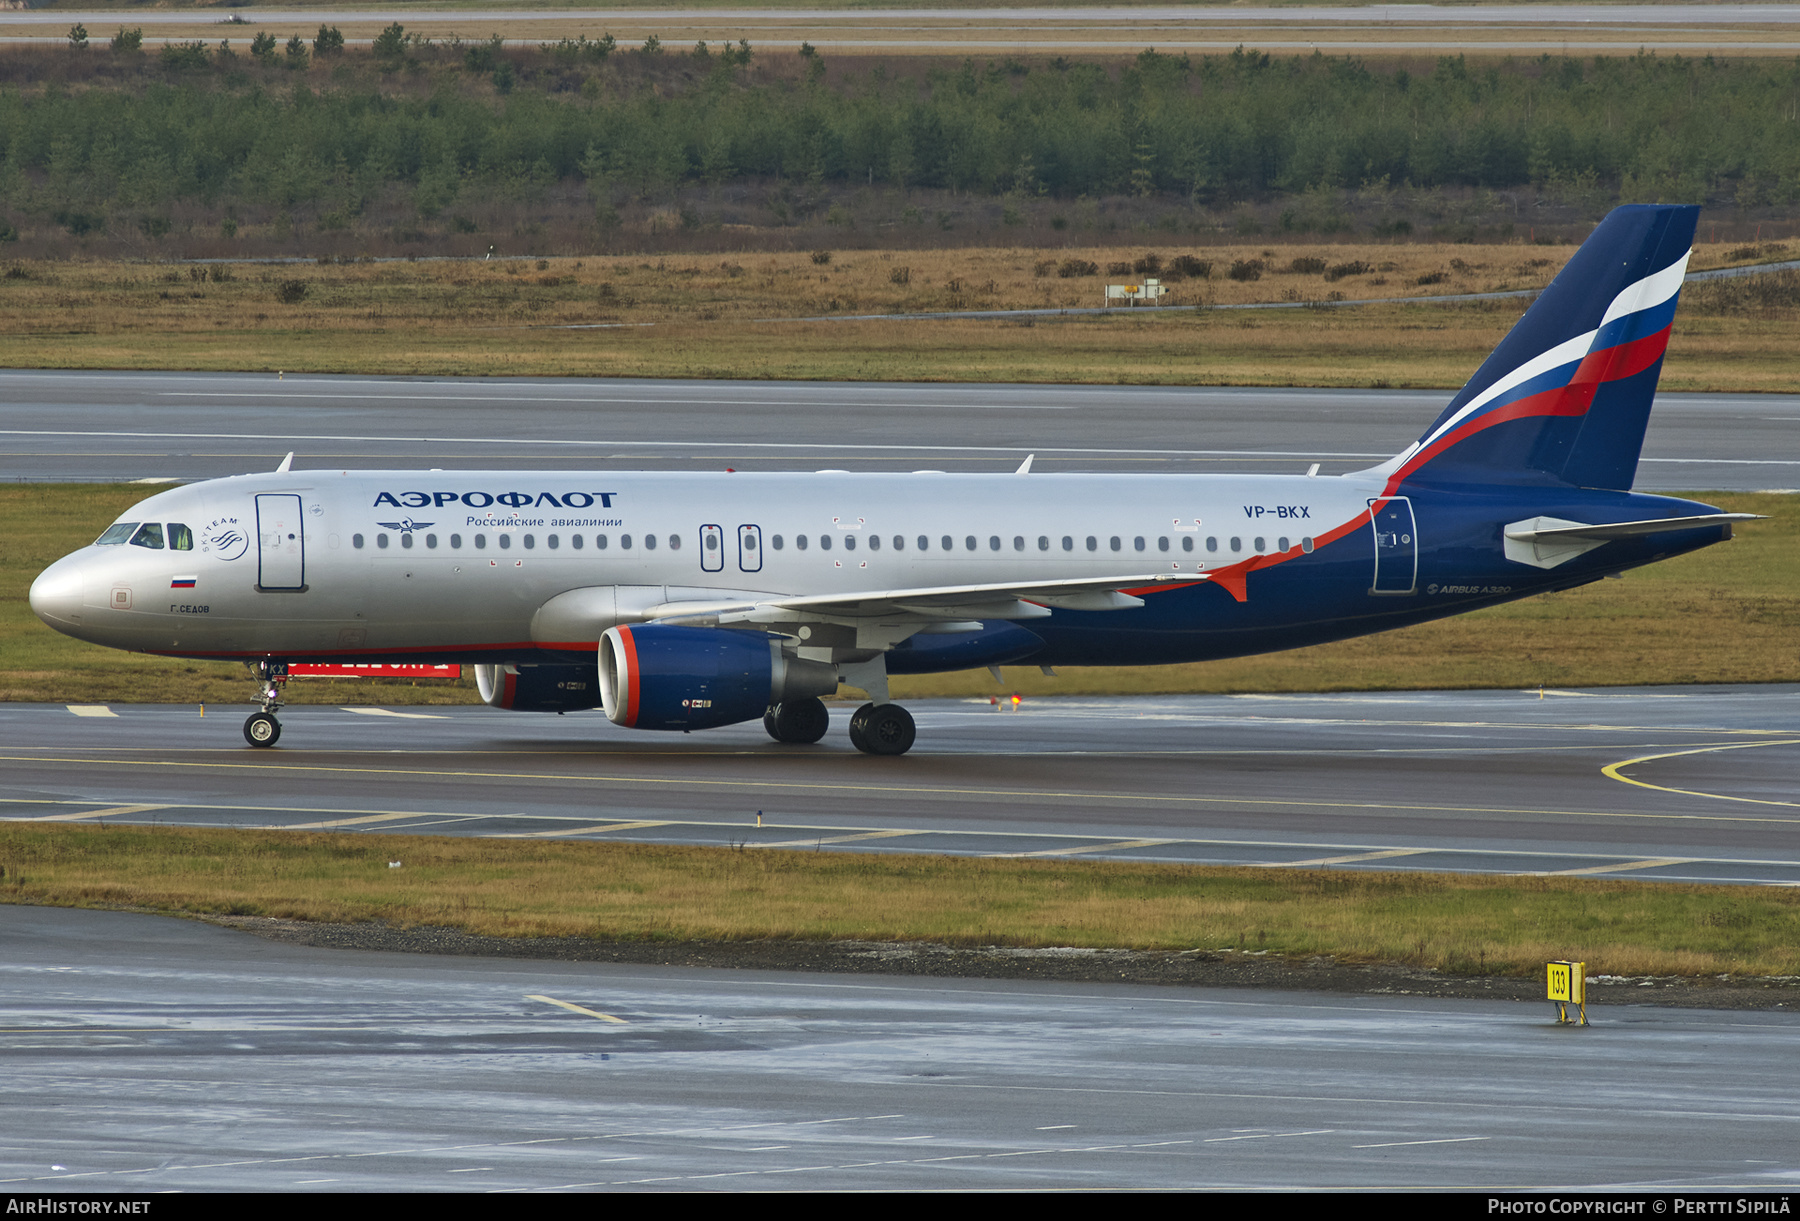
1372 204 1698 493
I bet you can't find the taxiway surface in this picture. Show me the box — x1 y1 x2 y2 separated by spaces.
2 371 1793 491
4 904 1799 1192
5 687 1798 886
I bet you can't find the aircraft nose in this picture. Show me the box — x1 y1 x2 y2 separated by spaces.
29 553 87 631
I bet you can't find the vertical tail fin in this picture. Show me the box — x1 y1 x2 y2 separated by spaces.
1376 204 1699 492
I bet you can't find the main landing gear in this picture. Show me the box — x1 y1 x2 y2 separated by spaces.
762 696 917 755
764 697 831 744
848 702 915 757
243 660 288 748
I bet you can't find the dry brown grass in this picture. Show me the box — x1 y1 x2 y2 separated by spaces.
5 822 1799 977
0 242 1789 389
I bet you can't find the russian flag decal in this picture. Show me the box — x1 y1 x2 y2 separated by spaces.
170 576 197 588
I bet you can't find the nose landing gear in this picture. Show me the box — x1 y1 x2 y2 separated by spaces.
243 660 288 748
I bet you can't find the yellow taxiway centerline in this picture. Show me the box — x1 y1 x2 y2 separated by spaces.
1602 739 1800 809
526 995 627 1024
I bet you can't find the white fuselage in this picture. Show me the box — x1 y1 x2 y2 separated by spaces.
31 467 1376 660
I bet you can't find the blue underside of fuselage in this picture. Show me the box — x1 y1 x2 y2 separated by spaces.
507 483 1726 676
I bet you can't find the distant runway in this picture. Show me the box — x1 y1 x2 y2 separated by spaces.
4 904 1800 1191
7 7 1800 56
2 371 1794 492
6 687 1799 886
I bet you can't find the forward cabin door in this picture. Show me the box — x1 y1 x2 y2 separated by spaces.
1368 496 1417 595
255 493 306 591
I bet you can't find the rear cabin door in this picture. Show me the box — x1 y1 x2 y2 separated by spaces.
1368 496 1417 595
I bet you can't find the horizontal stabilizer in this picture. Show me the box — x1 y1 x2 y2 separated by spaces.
1504 513 1762 543
1503 513 1759 569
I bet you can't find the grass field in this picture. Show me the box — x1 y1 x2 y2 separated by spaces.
0 242 1795 391
2 484 1794 706
5 822 1798 978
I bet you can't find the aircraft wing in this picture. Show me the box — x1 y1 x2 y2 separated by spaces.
642 572 1199 635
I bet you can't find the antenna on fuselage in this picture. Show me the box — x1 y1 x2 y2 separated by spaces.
1014 454 1034 475
275 452 294 474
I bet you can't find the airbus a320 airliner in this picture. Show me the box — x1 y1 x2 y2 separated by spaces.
31 204 1754 754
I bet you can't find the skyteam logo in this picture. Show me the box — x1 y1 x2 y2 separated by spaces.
374 490 619 509
199 517 249 561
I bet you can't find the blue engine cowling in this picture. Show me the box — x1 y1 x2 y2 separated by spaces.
598 624 838 731
475 663 603 712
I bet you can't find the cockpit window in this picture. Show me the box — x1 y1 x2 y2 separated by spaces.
167 522 193 551
96 522 137 545
128 522 164 550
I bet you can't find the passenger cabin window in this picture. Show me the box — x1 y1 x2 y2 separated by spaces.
167 523 193 551
129 523 164 550
96 522 137 546
621 534 633 549
353 533 365 549
595 534 607 549
401 533 414 549
377 533 390 549
796 534 808 551
772 534 784 550
450 533 462 548
498 534 511 550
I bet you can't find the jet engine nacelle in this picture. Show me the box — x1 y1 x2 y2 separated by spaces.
475 663 604 713
598 624 837 731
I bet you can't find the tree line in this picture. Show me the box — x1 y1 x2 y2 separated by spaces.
2 36 1796 243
